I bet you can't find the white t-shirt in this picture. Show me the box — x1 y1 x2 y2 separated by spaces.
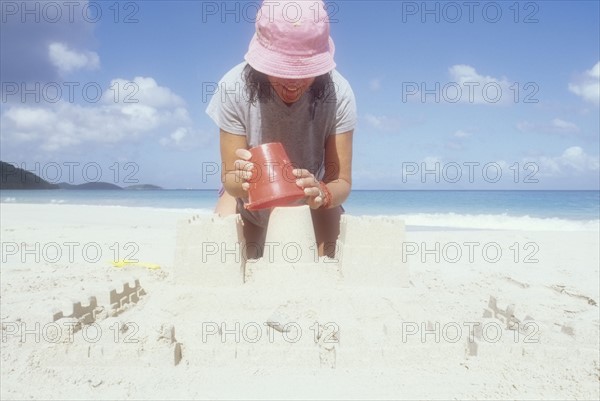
206 62 357 226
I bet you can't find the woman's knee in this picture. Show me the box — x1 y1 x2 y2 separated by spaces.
214 190 238 217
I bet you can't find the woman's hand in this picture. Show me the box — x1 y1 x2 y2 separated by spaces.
233 148 253 191
232 149 327 209
293 169 325 209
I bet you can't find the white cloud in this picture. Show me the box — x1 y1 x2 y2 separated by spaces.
568 62 600 105
447 64 511 105
48 42 100 75
410 150 597 181
453 130 471 138
550 118 579 133
363 113 402 132
159 126 211 150
105 77 185 108
422 156 442 169
369 78 381 91
446 130 472 149
171 128 188 144
1 77 197 152
5 108 57 131
365 113 383 128
528 146 599 176
160 127 187 146
387 150 598 188
517 118 580 135
445 142 463 150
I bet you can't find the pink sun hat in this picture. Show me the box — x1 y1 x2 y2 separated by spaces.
244 0 336 79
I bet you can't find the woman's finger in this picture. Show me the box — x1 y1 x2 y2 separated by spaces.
235 148 252 160
296 176 319 189
292 168 311 178
234 159 253 172
303 186 321 197
306 194 323 209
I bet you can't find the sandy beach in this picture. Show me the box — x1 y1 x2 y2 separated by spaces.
1 203 598 400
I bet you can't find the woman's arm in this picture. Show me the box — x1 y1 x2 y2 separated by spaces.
322 130 353 207
220 129 251 199
294 130 353 209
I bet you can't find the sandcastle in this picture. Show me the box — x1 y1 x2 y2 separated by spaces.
16 208 553 371
164 206 410 368
173 205 410 288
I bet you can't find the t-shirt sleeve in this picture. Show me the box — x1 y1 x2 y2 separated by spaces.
334 74 357 134
205 65 247 136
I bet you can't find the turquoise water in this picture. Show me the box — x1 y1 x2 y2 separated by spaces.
346 190 599 220
2 189 598 230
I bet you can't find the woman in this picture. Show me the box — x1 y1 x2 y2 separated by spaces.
206 0 356 258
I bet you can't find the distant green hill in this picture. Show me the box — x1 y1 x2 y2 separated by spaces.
0 161 59 189
56 182 162 190
1 161 161 190
124 184 163 190
57 182 123 190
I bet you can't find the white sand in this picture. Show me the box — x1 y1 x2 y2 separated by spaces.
1 203 598 400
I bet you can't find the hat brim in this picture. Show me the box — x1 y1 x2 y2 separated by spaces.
244 35 336 79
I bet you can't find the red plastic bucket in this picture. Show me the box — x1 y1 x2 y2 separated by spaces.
245 142 306 210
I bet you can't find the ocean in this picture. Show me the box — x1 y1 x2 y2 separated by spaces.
1 190 598 231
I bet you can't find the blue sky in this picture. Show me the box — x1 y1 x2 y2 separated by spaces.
1 0 599 189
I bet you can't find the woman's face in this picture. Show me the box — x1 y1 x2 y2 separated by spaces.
267 75 315 104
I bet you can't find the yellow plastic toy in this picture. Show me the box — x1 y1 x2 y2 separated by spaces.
110 259 161 270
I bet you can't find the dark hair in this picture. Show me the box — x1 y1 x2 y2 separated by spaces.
243 64 332 105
